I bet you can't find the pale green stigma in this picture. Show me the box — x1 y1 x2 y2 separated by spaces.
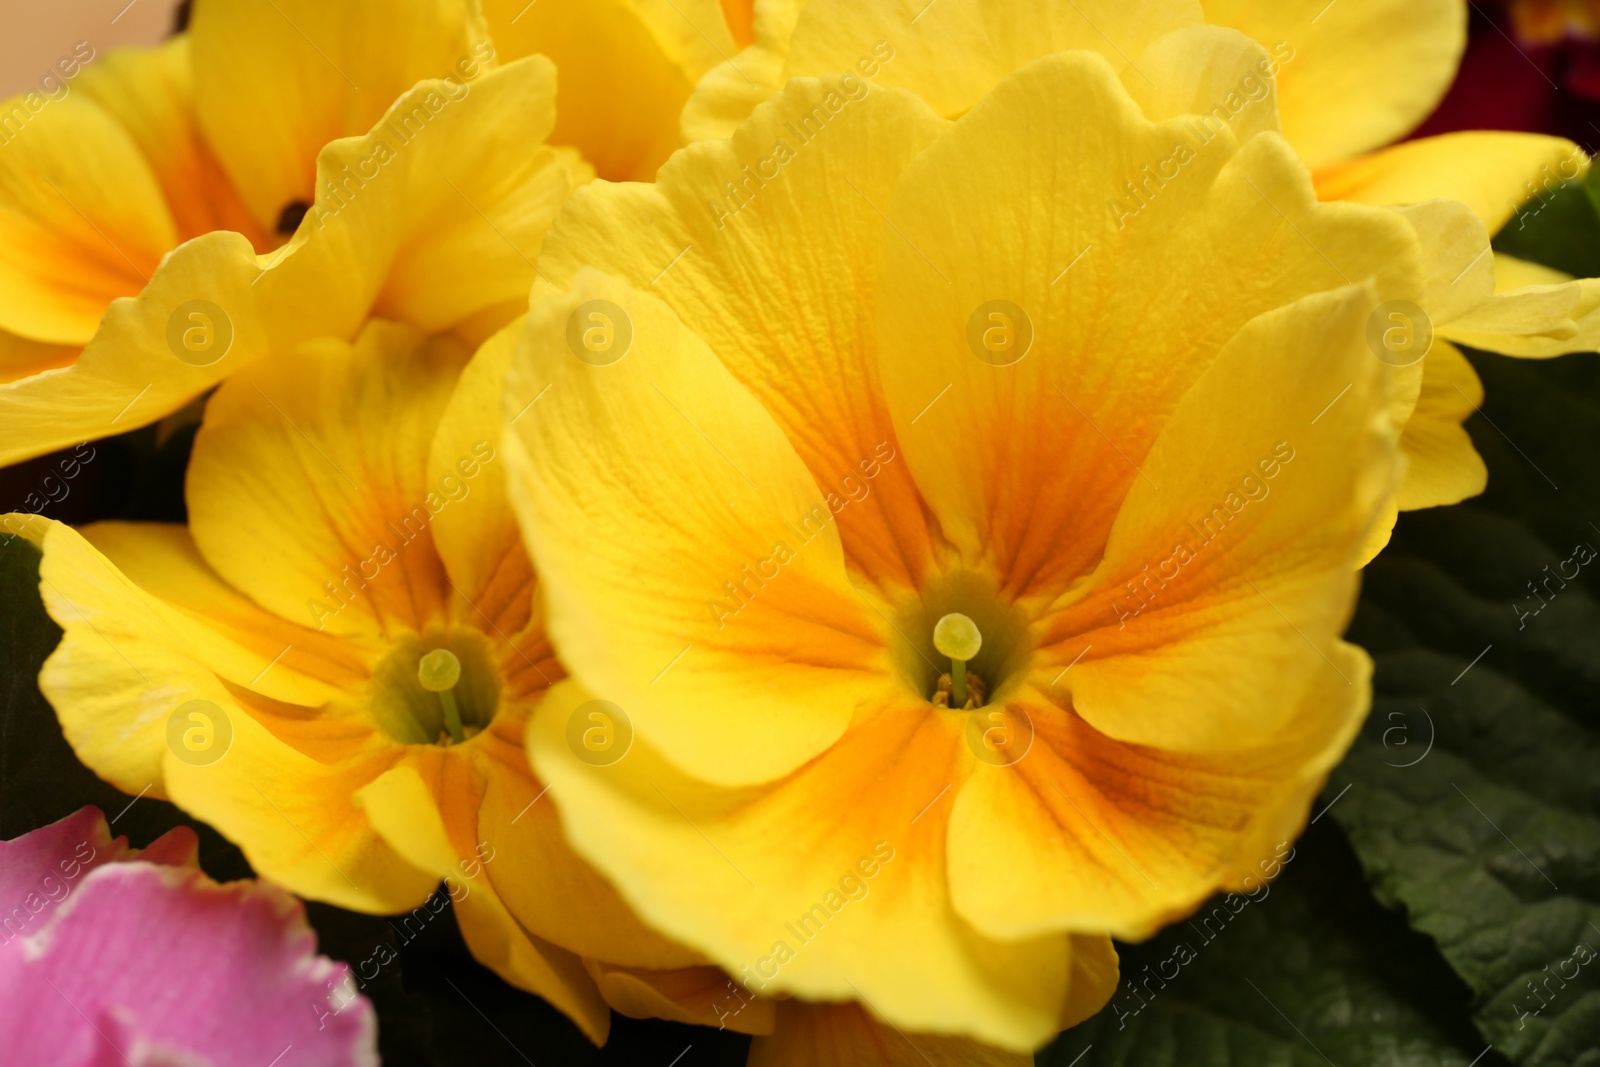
934 613 982 709
418 648 465 744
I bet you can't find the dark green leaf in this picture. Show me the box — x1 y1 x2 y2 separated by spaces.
1494 174 1600 280
1330 346 1600 1067
1039 823 1494 1067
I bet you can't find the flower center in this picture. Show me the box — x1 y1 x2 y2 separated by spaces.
369 630 500 746
933 613 985 709
891 570 1034 709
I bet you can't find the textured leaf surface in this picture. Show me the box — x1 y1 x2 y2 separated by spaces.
1329 346 1600 1067
1040 822 1492 1067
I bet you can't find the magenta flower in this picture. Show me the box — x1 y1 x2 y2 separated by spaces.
0 807 376 1066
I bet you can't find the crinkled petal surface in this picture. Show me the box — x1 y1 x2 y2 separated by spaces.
875 50 1416 603
527 680 1116 1050
0 861 376 1067
0 806 195 937
504 271 892 787
0 52 576 468
682 0 1200 140
538 79 951 593
186 321 464 640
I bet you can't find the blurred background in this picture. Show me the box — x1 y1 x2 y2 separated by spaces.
0 0 182 97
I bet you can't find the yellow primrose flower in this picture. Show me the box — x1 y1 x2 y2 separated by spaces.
15 316 1022 1063
1200 0 1600 520
509 32 1419 1050
11 320 784 1045
676 0 1600 539
0 0 583 468
481 0 749 181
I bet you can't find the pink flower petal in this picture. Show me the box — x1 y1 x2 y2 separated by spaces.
0 806 149 946
0 810 375 1067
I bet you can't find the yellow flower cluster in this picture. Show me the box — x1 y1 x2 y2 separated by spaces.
3 0 1595 1062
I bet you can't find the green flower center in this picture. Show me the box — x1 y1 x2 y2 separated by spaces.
369 630 500 746
892 571 1034 710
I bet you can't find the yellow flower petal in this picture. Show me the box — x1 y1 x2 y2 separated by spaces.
1312 131 1588 236
1379 199 1486 514
874 51 1416 603
428 317 534 637
585 961 776 1036
527 679 1110 1051
70 521 363 699
720 0 757 47
164 706 438 912
749 1001 1034 1066
280 56 579 337
1451 253 1600 358
188 322 464 639
0 227 270 469
356 762 612 1045
1394 199 1495 326
1357 494 1401 566
464 700 705 972
680 0 798 143
29 519 352 794
1396 341 1486 511
948 643 1367 943
189 0 492 233
1441 272 1600 357
0 91 174 344
1037 286 1396 752
684 0 1198 142
1118 25 1280 143
1201 0 1465 168
456 880 612 1045
0 53 574 470
0 329 75 383
483 0 732 181
75 38 266 248
1493 250 1574 289
504 272 891 786
538 78 950 591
